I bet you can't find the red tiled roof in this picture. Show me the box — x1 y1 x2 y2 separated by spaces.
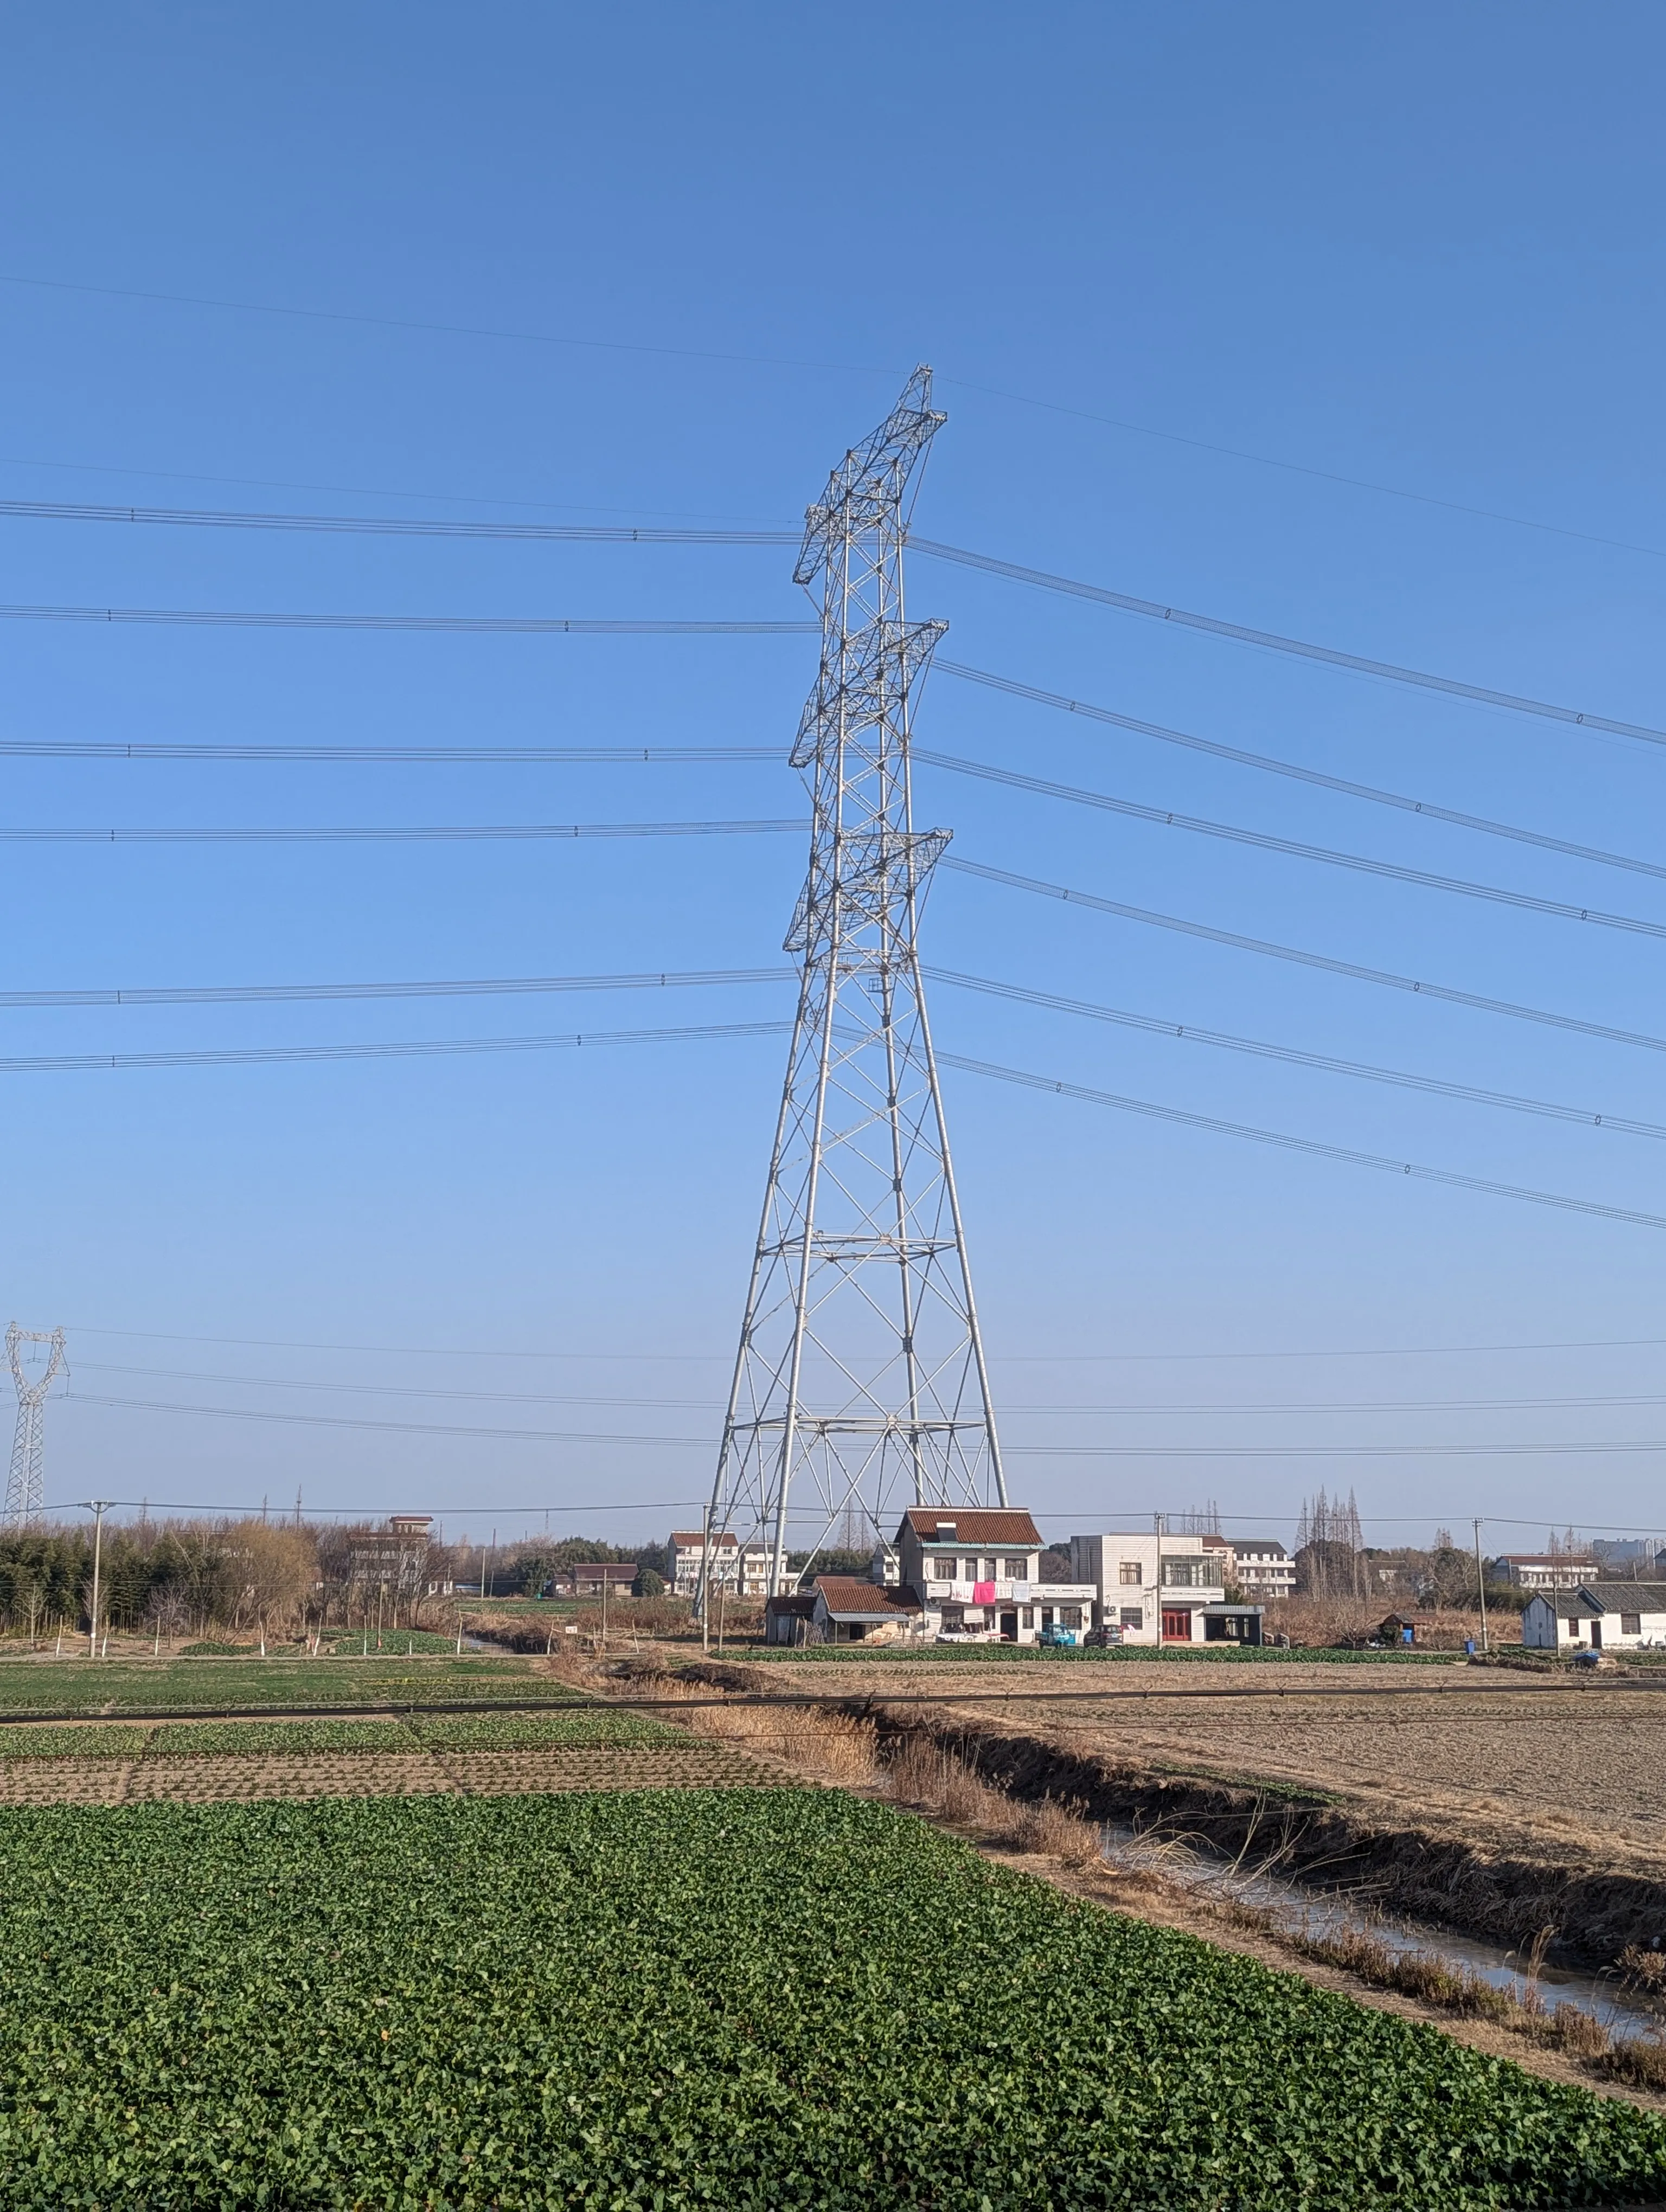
813 1575 923 1618
897 1508 1042 1546
670 1531 737 1547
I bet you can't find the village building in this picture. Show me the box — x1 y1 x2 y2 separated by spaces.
1228 1538 1296 1600
761 1507 1099 1645
669 1531 773 1599
1522 1581 1666 1652
1495 1553 1599 1591
1069 1531 1264 1645
559 1561 637 1598
896 1507 1097 1644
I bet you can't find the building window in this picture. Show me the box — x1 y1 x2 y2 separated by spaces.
1059 1606 1083 1629
1002 1557 1029 1578
981 1558 996 1580
1161 1558 1212 1589
931 1555 957 1579
1119 1561 1142 1585
1623 1614 1642 1636
1120 1605 1144 1630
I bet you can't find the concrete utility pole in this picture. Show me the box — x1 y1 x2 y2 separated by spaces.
83 1499 111 1658
1473 1517 1490 1654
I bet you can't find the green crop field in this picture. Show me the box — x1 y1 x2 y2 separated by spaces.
138 1710 694 1756
0 1790 1658 2208
0 1655 578 1719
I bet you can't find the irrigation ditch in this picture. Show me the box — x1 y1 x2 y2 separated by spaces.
591 1651 1666 2102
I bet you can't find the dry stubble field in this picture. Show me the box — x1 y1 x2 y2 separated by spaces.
716 1655 1666 1877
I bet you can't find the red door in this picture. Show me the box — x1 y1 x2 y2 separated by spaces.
1161 1607 1193 1643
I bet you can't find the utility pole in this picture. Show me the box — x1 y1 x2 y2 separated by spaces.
1473 1517 1490 1654
706 370 1004 1598
84 1500 111 1659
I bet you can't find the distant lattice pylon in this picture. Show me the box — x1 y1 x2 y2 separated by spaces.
6 1324 67 1526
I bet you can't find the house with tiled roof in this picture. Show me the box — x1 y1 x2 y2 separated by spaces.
894 1508 1097 1645
1522 1582 1666 1652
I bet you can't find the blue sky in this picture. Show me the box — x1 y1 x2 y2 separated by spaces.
3 3 1664 1552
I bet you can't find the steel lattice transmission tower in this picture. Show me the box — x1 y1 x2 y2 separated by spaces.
5 1324 67 1527
704 369 1005 1602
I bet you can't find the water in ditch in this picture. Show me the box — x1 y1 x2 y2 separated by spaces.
1100 1822 1663 2044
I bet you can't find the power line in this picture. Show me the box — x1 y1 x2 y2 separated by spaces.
922 750 1666 944
0 496 798 546
33 956 1644 1144
78 1360 726 1412
63 1321 1666 1366
0 819 803 845
73 1358 1666 1418
0 268 890 380
44 1494 707 1519
0 1019 789 1076
0 739 781 763
946 856 1666 1058
927 968 1666 1142
66 1392 716 1446
1003 1391 1666 1417
69 1324 733 1362
937 662 1666 886
0 605 815 635
914 541 1666 750
937 376 1666 565
0 964 791 1010
64 1388 1666 1461
941 1050 1666 1234
9 268 1653 564
1003 1438 1666 1458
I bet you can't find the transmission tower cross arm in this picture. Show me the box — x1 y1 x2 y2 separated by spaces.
793 364 947 584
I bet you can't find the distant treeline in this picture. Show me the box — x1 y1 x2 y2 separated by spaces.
0 1521 682 1637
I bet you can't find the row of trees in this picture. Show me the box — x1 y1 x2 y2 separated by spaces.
0 1518 476 1640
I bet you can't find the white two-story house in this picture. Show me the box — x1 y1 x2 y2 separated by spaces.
1070 1531 1263 1646
892 1508 1098 1644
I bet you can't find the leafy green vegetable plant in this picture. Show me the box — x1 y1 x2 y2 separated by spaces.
0 1789 1657 2207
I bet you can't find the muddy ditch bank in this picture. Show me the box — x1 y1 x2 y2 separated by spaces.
665 1658 1666 1970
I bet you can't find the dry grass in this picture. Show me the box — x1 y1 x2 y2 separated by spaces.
642 1677 879 1783
1271 1917 1666 2091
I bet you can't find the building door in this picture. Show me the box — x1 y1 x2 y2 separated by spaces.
1591 1619 1602 1649
999 1610 1018 1642
1161 1607 1193 1643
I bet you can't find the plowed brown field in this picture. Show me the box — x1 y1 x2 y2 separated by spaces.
704 1656 1666 1876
